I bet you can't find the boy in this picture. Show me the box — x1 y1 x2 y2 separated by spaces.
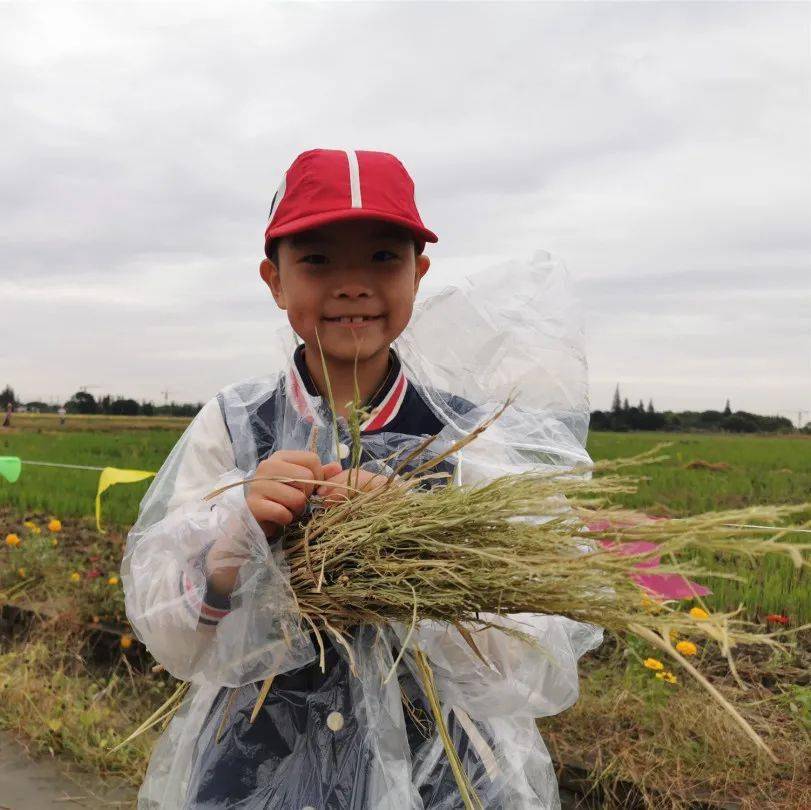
123 149 599 809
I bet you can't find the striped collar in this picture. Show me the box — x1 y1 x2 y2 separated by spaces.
287 344 409 432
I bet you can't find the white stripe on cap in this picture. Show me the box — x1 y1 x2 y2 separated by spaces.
345 150 362 208
268 173 287 225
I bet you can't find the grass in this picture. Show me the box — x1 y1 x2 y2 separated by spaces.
0 624 171 787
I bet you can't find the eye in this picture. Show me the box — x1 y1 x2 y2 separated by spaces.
299 254 329 265
372 250 399 262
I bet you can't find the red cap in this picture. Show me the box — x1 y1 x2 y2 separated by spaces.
264 149 438 254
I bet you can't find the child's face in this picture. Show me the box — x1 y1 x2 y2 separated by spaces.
260 218 430 363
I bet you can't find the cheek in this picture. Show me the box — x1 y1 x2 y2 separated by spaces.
383 281 416 333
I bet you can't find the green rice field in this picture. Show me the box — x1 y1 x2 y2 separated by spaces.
1 417 809 621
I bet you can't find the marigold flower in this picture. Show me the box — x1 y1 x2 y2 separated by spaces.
107 575 119 586
5 533 21 547
675 640 698 656
656 671 678 684
643 658 664 671
48 519 62 533
120 634 133 650
689 607 709 620
17 567 26 578
69 571 81 583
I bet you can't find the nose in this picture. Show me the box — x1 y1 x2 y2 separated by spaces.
332 281 373 300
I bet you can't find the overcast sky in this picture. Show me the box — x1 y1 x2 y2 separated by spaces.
2 2 809 420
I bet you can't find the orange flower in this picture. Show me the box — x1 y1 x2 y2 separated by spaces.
17 567 26 578
643 658 664 671
675 640 698 657
120 634 133 650
5 533 21 547
48 518 62 533
765 614 789 625
69 571 81 583
689 607 709 620
107 575 120 586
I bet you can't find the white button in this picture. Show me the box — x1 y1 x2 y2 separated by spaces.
326 710 344 731
337 443 350 460
302 806 316 810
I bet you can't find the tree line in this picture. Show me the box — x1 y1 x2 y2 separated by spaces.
590 386 802 434
0 385 202 418
1 382 806 433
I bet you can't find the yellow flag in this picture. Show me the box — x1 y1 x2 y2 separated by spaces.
96 467 156 532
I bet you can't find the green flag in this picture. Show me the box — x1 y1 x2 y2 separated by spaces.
0 457 22 484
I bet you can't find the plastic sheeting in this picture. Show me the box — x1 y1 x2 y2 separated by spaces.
122 251 602 809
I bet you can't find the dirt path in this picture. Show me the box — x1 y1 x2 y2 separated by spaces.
0 732 137 809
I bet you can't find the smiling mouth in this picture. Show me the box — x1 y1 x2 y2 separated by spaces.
323 315 384 325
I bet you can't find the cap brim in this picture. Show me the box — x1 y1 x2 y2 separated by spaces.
264 207 438 248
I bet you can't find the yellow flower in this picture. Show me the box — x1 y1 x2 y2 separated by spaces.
689 607 710 620
107 576 119 586
656 671 678 684
32 526 42 535
643 658 665 671
48 519 62 533
120 634 133 650
50 537 58 546
23 520 37 530
69 571 81 583
675 640 698 656
668 628 680 642
17 567 26 578
5 533 21 547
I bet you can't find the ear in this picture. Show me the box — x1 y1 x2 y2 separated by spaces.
259 258 286 309
413 253 430 294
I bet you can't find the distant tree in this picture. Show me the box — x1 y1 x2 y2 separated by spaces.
99 394 112 414
110 398 140 416
647 399 655 414
622 397 630 413
141 401 155 417
66 390 98 414
0 385 16 408
722 413 758 433
637 399 645 411
611 385 622 413
723 399 732 416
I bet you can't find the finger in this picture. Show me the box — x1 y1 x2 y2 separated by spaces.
359 473 389 492
319 461 344 481
250 481 308 515
259 461 321 498
269 451 326 485
248 497 295 528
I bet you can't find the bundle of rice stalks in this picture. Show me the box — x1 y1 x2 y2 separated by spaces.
206 396 809 774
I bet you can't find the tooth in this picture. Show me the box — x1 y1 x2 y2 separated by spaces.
351 316 363 323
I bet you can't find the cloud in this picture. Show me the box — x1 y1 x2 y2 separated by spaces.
1 2 808 418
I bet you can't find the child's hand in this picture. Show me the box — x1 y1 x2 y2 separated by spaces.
315 468 390 508
205 452 341 598
246 451 343 537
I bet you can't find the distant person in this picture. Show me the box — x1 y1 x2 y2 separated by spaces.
58 405 67 426
1 402 11 428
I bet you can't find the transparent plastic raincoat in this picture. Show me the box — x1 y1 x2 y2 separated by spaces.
122 252 602 809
